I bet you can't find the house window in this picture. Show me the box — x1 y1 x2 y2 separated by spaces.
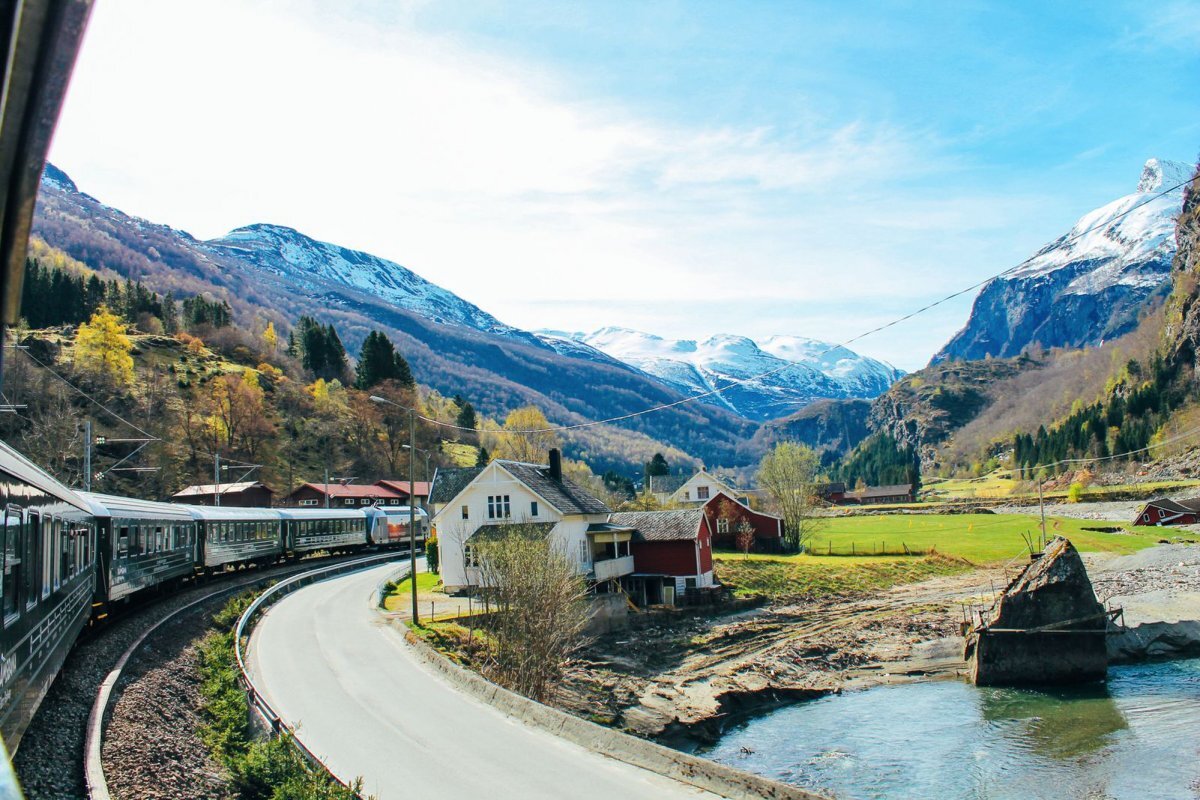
682 491 689 500
716 518 729 534
464 544 478 568
697 486 709 500
530 501 539 517
300 499 317 506
487 495 511 519
344 499 354 505
685 577 697 589
361 498 370 505
1143 513 1151 522
391 499 400 504
461 505 470 520
579 539 589 565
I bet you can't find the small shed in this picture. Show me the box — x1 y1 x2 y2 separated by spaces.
1133 497 1200 527
171 481 274 508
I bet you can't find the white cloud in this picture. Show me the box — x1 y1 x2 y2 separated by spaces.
49 0 1051 372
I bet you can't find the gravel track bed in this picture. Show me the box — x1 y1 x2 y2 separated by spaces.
101 593 236 800
12 554 367 799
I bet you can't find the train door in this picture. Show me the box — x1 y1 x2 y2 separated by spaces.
22 511 37 609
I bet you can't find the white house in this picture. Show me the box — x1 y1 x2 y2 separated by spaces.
649 468 745 507
431 450 631 593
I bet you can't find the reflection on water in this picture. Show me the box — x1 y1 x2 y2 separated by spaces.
704 659 1200 800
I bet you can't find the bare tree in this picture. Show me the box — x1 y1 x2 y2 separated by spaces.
473 523 590 702
735 518 755 559
757 441 823 552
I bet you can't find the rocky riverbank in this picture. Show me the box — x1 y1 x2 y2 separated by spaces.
551 543 1200 748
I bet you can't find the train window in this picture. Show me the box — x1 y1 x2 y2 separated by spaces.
3 507 21 621
41 516 52 599
59 520 69 587
24 511 37 607
118 526 130 558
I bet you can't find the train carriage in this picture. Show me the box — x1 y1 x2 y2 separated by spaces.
80 492 198 605
0 443 98 752
278 508 368 556
364 505 428 547
185 506 282 571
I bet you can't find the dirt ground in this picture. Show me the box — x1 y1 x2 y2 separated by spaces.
554 566 1009 744
553 543 1200 747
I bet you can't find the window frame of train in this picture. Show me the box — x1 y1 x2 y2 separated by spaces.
3 505 21 625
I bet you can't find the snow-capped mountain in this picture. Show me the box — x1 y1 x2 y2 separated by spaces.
539 327 903 421
205 224 520 337
934 158 1194 363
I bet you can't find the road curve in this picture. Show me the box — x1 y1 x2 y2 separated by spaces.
248 562 718 799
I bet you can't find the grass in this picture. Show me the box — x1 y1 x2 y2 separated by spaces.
796 513 1159 564
714 512 1169 601
197 592 362 800
382 571 441 612
924 470 1200 503
441 441 481 467
716 554 970 601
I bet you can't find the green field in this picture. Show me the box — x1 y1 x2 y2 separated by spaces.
764 513 1161 564
383 571 442 612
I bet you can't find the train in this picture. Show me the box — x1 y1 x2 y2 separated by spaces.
0 440 427 752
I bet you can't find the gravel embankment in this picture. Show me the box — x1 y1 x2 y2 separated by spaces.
13 555 367 799
101 594 238 800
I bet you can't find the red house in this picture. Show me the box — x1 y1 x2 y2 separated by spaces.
285 482 405 508
702 493 784 553
374 480 433 507
1133 498 1200 526
609 509 715 606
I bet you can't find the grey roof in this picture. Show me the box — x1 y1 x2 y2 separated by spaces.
499 461 610 516
172 481 271 497
1140 498 1200 515
587 522 636 533
80 491 198 521
0 439 94 513
469 522 556 542
428 467 483 506
849 484 914 499
609 509 706 542
648 474 689 495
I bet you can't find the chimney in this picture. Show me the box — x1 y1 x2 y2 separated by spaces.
548 448 562 482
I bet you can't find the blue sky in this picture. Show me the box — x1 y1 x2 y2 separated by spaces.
47 0 1199 370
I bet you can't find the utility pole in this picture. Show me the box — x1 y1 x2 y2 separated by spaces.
409 408 419 625
83 420 92 492
1038 479 1046 548
214 453 221 507
324 465 330 509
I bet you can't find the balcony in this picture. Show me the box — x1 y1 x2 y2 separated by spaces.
592 555 635 581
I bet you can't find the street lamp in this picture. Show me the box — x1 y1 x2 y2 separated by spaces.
370 395 419 625
402 443 433 483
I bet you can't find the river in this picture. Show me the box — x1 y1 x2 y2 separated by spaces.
704 658 1200 799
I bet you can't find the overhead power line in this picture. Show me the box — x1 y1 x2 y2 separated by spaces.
404 173 1198 436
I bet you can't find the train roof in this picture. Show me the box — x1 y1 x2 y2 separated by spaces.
178 506 283 522
0 440 99 514
366 505 428 519
275 507 368 520
78 491 197 521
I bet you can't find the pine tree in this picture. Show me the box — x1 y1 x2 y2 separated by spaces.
475 446 490 466
354 330 413 389
455 400 477 431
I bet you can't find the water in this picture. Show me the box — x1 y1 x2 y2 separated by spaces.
704 659 1200 800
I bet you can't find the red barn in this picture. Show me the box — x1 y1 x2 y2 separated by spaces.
702 493 783 553
610 509 716 607
1133 498 1200 526
286 482 404 508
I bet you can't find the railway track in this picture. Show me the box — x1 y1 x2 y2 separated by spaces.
11 550 409 800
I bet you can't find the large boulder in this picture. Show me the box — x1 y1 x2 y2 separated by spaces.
965 537 1108 686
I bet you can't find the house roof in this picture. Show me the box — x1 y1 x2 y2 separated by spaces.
290 482 403 499
609 509 707 542
172 481 272 497
375 480 433 497
848 484 914 500
702 494 782 521
498 461 610 516
648 474 689 495
429 467 484 505
1140 497 1200 515
469 522 556 542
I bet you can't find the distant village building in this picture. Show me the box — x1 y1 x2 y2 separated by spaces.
431 450 718 607
817 482 847 504
170 481 274 507
649 468 746 507
286 482 405 508
830 483 915 506
374 480 432 508
702 493 783 553
1133 498 1200 526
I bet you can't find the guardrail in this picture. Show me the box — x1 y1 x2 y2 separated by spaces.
233 551 409 795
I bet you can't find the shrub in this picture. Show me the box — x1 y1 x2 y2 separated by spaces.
1067 482 1084 503
425 535 439 574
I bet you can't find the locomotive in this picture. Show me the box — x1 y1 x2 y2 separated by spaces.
0 440 426 751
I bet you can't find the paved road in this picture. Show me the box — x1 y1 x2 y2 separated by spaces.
248 561 718 800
